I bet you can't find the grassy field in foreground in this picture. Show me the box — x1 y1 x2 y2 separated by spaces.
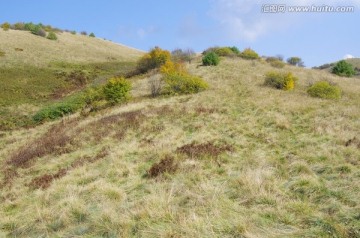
0 57 359 237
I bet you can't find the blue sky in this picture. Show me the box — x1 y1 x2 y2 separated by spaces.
1 0 359 67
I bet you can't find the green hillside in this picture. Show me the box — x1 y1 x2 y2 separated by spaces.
0 29 143 130
1 51 359 238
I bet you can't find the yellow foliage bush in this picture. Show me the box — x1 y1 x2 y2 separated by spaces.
265 71 298 91
137 47 171 73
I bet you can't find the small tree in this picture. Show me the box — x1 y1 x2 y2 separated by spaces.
287 57 304 67
103 77 131 104
202 52 220 66
47 32 57 40
1 22 10 31
229 46 240 54
332 60 355 77
89 32 95 37
171 48 196 63
240 48 259 60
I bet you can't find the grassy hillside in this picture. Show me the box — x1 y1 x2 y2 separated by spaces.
0 29 142 67
0 29 143 130
1 57 359 237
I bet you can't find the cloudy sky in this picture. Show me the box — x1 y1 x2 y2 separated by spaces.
1 0 359 66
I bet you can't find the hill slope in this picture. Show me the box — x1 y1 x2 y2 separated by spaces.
0 29 143 130
1 57 359 237
0 29 143 67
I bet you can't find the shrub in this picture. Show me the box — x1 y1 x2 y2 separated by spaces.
307 81 341 99
160 60 186 75
1 22 10 31
162 71 208 95
229 46 240 54
215 47 235 57
82 86 106 112
171 48 196 63
33 100 83 123
287 57 304 67
80 31 87 35
71 31 76 35
240 48 260 60
203 46 236 57
149 74 163 97
136 47 171 73
89 32 95 37
30 24 46 37
202 52 220 66
202 47 219 55
13 22 25 30
332 60 355 77
265 71 298 90
0 50 5 57
47 32 57 40
266 57 286 68
103 77 131 104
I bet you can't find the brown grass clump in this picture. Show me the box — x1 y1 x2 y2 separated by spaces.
28 147 109 190
8 121 77 168
345 137 360 148
147 155 178 178
28 169 67 189
0 168 18 189
176 142 233 159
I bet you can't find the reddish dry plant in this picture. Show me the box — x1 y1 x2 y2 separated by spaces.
8 121 77 168
28 147 109 190
87 109 145 142
345 137 360 148
176 142 234 159
28 168 67 189
147 155 178 178
195 106 217 114
0 168 19 189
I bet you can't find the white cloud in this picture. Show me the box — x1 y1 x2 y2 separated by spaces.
209 0 359 41
343 54 355 59
136 26 158 39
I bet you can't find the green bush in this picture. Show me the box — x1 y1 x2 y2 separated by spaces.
307 81 341 99
33 98 83 123
80 31 87 36
229 46 240 54
287 57 304 67
266 57 286 68
332 60 355 77
202 52 220 66
103 77 131 104
1 22 10 31
240 48 259 60
47 32 57 40
89 32 95 37
265 71 298 90
214 47 235 57
0 50 5 57
163 72 208 95
70 30 76 35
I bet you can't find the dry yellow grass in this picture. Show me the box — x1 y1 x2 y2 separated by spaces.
0 57 359 237
0 29 143 67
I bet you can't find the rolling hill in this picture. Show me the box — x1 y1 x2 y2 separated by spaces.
0 29 144 130
0 29 143 67
1 43 359 238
